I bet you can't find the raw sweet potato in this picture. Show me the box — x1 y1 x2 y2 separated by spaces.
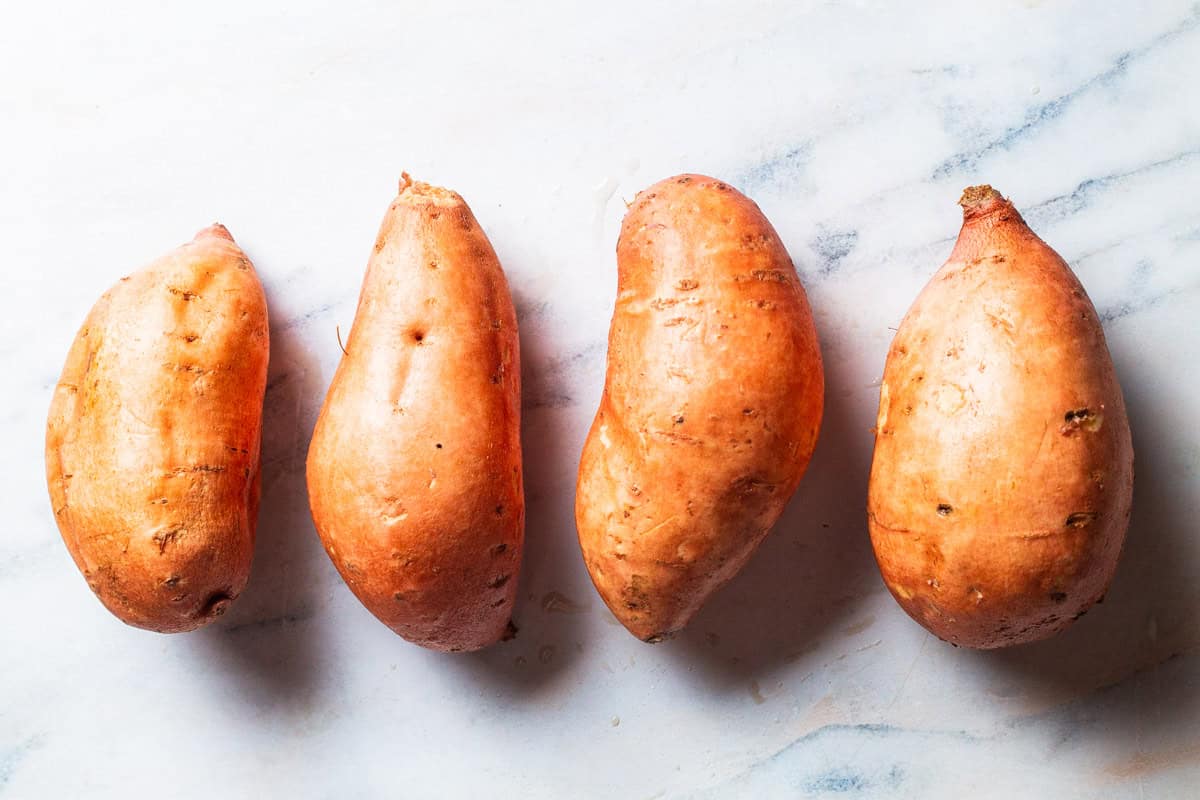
45 224 269 632
867 185 1134 649
576 174 824 642
306 176 523 652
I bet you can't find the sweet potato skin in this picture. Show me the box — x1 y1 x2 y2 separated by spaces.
576 174 824 642
45 225 269 633
867 186 1134 649
306 176 523 652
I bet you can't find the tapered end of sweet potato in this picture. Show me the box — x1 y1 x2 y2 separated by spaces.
396 172 461 203
195 223 234 242
958 185 1009 221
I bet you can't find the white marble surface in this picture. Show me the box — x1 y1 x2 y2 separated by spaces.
3 1 1198 797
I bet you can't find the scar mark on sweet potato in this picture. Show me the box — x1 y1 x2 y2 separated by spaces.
742 269 789 283
675 278 699 291
623 575 650 610
171 464 226 475
637 514 679 539
1066 511 1098 528
867 511 912 534
152 527 185 554
984 310 1015 335
665 365 693 382
740 233 772 251
731 476 777 495
488 574 512 589
1061 407 1103 435
649 428 701 445
167 363 208 374
197 591 232 618
168 287 199 301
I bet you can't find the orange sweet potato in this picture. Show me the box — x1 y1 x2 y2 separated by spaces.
306 176 523 652
868 186 1134 649
46 225 269 632
576 174 825 642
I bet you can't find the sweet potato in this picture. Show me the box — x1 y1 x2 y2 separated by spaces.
867 185 1134 649
306 175 523 652
576 174 824 642
45 224 269 632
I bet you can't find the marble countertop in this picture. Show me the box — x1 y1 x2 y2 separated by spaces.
3 1 1198 797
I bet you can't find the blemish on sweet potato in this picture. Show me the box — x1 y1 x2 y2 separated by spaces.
197 591 232 618
1061 407 1103 435
1066 511 1098 528
748 269 788 283
623 575 650 611
152 527 184 554
171 464 226 475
